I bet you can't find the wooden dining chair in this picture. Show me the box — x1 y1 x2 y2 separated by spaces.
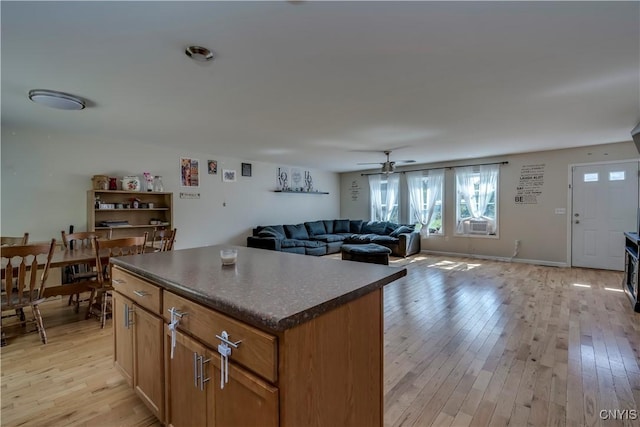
1 239 56 344
1 233 29 246
147 228 177 252
86 233 147 328
60 229 112 311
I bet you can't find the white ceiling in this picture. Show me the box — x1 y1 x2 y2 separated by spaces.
2 1 639 173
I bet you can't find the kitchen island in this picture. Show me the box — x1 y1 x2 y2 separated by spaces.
110 245 407 427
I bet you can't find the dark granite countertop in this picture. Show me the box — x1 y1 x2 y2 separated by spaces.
111 245 407 333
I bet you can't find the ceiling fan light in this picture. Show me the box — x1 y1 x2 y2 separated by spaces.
28 89 85 110
381 163 395 174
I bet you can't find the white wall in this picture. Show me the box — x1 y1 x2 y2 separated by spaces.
340 141 639 265
1 128 340 248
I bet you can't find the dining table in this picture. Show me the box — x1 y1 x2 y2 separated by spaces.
40 246 99 298
3 243 154 298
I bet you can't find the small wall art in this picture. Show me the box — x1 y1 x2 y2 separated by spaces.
241 163 252 177
180 157 199 187
207 160 218 175
277 167 289 190
223 169 237 182
291 168 302 190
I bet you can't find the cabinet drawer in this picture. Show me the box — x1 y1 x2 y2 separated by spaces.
112 267 162 315
163 291 277 383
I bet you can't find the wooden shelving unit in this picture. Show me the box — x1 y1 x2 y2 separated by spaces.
87 190 173 239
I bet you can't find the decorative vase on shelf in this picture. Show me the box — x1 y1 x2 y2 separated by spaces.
153 176 164 192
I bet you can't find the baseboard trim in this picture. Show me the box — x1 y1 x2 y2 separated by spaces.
420 250 569 268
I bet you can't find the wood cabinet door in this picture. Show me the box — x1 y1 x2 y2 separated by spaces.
165 329 212 427
133 305 164 422
113 292 133 386
212 354 279 427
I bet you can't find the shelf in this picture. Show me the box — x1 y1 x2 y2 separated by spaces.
96 208 170 212
92 190 172 195
88 189 173 239
273 190 329 195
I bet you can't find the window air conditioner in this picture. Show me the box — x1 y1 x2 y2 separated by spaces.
468 219 489 234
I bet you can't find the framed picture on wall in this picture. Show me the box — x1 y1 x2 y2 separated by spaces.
180 157 199 187
223 169 237 182
241 163 252 177
208 160 218 175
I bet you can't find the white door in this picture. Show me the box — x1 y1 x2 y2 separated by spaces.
571 161 638 270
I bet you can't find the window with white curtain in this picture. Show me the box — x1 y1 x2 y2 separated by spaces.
406 169 444 235
455 165 499 236
368 174 399 222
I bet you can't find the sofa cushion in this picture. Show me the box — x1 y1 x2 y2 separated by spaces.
323 220 335 234
258 226 285 239
334 219 350 233
305 221 326 237
362 221 387 235
344 234 376 244
284 224 310 240
301 240 326 248
281 238 306 248
311 234 346 243
389 225 414 237
370 235 399 243
349 220 364 233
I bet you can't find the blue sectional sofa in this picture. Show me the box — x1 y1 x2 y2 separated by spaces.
246 219 421 257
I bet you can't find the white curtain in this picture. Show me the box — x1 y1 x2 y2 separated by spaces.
368 174 383 221
455 164 498 232
383 173 400 221
407 169 443 236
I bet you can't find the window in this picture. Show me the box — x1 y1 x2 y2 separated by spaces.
583 173 598 182
406 169 444 234
455 165 499 236
609 171 625 181
368 174 399 222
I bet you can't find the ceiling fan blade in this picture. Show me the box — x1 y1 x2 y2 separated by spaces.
396 160 417 164
357 162 384 165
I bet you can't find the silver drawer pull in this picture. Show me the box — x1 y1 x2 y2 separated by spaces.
215 332 242 349
112 278 125 285
133 290 148 297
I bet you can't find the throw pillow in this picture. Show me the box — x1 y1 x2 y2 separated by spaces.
304 221 326 236
389 225 413 237
362 221 387 235
334 219 350 233
284 224 310 240
349 220 364 233
323 220 335 234
258 226 285 239
384 222 399 235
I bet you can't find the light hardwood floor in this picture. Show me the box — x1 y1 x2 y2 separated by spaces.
1 254 638 426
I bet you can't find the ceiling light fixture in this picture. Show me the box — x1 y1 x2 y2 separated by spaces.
185 45 214 62
28 89 85 110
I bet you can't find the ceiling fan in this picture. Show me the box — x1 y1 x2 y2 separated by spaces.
357 150 416 175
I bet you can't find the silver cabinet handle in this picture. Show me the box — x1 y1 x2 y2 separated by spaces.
193 352 199 388
112 278 125 285
133 290 148 297
123 303 128 329
123 303 134 329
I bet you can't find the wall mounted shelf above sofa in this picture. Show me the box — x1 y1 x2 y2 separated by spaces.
273 190 329 194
